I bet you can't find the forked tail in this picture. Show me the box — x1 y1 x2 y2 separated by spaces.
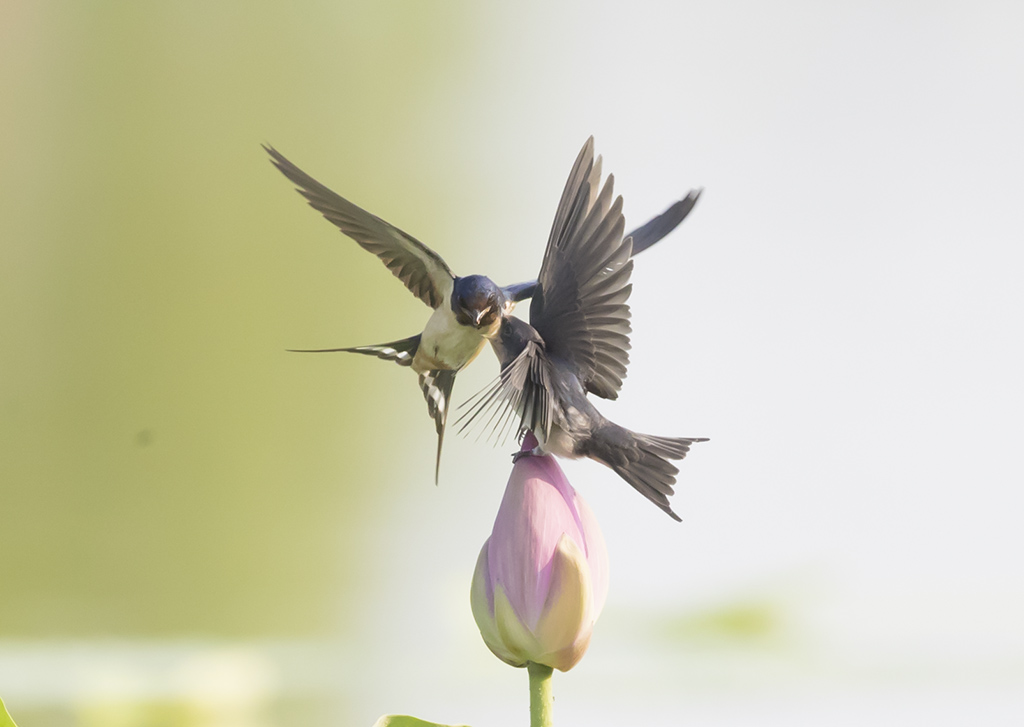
598 427 708 522
418 369 457 485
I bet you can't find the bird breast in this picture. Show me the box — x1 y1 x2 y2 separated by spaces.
414 305 488 373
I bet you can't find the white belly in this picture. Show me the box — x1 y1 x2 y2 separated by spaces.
534 422 579 459
413 306 487 373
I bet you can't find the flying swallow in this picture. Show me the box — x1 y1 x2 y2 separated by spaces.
264 143 700 484
458 138 707 521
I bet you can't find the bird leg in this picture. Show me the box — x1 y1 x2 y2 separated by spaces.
511 447 542 463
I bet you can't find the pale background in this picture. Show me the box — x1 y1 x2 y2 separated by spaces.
2 2 1022 726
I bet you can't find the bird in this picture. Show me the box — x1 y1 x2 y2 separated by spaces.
457 137 707 521
264 143 700 484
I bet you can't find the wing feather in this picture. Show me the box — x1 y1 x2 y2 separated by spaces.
458 138 639 444
455 338 552 444
529 139 635 400
498 187 701 305
264 145 455 309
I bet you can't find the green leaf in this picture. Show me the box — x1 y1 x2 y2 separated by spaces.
0 697 19 727
372 716 470 727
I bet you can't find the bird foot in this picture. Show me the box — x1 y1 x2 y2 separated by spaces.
511 447 541 463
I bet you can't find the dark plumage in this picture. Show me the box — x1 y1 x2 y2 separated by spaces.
459 138 707 521
265 142 701 485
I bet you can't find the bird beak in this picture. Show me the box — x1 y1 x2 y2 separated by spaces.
474 310 486 326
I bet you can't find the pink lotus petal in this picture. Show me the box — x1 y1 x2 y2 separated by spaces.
472 432 609 671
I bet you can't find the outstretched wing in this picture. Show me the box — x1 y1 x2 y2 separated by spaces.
458 137 634 444
499 188 702 303
625 189 701 255
265 145 455 309
455 330 553 445
500 280 539 304
530 138 634 400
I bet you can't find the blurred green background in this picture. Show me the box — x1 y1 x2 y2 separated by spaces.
3 2 1023 727
0 0 476 640
2 3 499 724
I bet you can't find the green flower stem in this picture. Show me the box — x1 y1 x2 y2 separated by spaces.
527 662 554 727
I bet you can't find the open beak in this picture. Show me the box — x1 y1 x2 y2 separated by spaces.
473 309 486 326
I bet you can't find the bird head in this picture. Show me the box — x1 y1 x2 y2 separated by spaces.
452 275 506 331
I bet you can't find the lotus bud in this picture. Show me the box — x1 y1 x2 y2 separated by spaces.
470 433 609 672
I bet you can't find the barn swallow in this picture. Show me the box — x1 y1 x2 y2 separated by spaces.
264 144 700 484
457 138 707 521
